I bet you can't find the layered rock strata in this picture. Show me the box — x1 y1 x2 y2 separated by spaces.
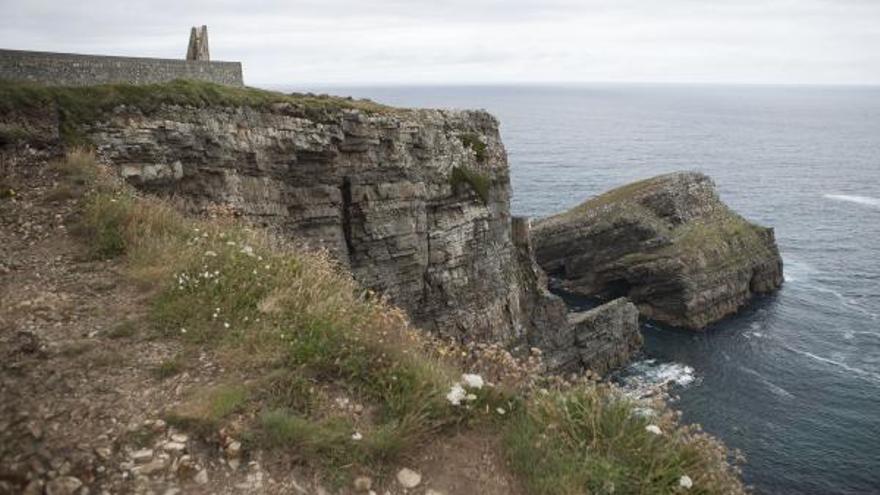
510 218 641 373
83 102 537 344
532 172 784 330
568 298 641 375
1 84 644 373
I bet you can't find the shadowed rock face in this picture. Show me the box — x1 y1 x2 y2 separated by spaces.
532 172 784 330
568 298 641 375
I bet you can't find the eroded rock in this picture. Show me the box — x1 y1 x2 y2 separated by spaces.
569 298 641 375
533 172 784 330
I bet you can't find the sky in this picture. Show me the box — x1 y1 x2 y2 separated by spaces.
1 0 879 86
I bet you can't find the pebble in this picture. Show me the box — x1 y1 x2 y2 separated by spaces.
170 433 188 443
131 458 167 476
163 441 186 453
353 476 372 492
226 440 242 458
396 468 422 489
194 469 209 485
94 447 112 460
45 476 82 495
130 449 153 463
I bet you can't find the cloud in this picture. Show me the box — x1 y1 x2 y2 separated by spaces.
1 0 878 85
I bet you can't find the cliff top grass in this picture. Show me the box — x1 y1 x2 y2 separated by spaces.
55 149 745 492
536 171 712 231
0 78 391 144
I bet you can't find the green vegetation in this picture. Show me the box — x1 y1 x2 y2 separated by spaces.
0 123 37 146
62 149 744 492
450 165 491 204
0 79 390 144
153 354 186 379
459 132 488 162
506 386 742 494
107 319 138 339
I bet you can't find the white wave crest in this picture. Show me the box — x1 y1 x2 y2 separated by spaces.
823 194 880 209
617 359 697 399
739 366 795 399
789 347 880 385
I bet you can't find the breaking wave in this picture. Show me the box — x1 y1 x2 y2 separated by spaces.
615 359 698 399
823 194 880 209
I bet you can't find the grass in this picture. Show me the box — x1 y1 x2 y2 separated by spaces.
459 133 488 162
505 386 743 494
62 149 744 492
0 123 37 146
0 79 390 145
154 354 186 379
450 165 491 204
107 320 138 339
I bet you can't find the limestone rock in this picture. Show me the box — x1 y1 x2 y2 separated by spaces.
568 298 641 375
82 101 564 349
533 172 784 330
396 468 422 488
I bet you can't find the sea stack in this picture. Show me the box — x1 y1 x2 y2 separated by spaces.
532 172 784 330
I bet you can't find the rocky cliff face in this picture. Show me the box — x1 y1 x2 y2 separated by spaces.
81 102 543 344
1 81 645 374
532 172 784 330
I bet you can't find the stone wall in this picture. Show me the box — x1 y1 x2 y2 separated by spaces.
0 49 243 87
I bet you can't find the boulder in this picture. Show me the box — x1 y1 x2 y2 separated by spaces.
533 172 783 330
569 298 642 375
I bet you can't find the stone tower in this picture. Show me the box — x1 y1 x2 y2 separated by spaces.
186 25 210 61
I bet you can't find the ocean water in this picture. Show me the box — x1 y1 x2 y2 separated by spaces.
284 84 880 494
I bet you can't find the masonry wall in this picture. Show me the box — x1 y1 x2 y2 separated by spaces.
0 49 243 87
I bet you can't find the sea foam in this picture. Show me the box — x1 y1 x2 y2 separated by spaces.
823 194 880 209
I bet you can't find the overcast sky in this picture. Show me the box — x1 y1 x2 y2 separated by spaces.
2 0 879 86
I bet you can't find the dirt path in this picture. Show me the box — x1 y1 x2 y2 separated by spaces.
0 149 526 495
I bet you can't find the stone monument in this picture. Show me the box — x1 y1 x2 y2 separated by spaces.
186 25 210 61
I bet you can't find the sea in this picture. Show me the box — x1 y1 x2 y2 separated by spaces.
276 83 880 494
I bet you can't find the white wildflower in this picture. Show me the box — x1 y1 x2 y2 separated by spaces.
446 383 466 406
645 425 662 435
240 245 255 256
496 407 506 415
180 328 187 334
466 393 477 401
204 250 217 257
461 373 484 389
679 475 693 489
224 322 230 329
351 432 363 441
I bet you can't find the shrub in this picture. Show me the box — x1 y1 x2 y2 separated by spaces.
459 133 488 162
450 166 491 204
505 386 745 495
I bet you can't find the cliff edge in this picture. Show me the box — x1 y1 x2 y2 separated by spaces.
532 171 784 330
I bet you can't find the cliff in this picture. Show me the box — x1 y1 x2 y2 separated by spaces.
0 81 563 347
533 172 784 330
0 79 648 373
